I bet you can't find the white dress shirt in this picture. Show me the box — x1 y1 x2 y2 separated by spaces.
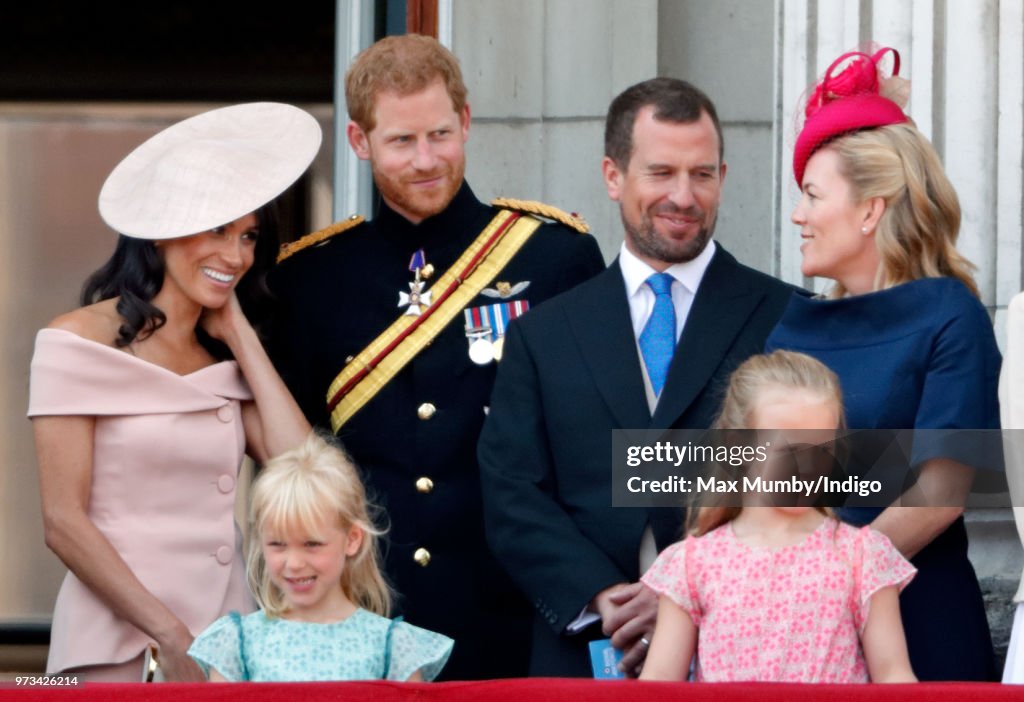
567 240 717 634
620 240 716 408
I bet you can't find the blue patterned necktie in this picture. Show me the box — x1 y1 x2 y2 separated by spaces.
639 272 677 396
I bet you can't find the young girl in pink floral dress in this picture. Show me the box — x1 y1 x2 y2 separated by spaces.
639 351 917 683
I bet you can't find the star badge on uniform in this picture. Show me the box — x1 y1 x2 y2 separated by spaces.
399 248 433 316
399 281 433 316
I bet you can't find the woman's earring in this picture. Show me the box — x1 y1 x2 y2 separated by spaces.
861 226 869 235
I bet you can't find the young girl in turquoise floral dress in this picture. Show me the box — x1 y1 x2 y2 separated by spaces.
639 351 917 683
189 433 453 681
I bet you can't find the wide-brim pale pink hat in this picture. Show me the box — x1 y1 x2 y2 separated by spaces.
98 102 321 240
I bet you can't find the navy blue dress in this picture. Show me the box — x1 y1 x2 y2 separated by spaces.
766 277 1001 681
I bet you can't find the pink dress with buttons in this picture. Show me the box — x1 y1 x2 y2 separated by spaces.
28 329 256 675
641 518 916 682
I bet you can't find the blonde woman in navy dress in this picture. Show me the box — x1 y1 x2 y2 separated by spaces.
765 47 1000 680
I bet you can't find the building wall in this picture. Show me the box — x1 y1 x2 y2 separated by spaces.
658 0 777 275
454 0 659 259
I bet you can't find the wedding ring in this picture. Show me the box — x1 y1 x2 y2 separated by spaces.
640 637 651 647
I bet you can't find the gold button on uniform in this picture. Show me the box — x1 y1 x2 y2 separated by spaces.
417 402 436 420
416 477 434 494
413 547 431 567
421 263 435 280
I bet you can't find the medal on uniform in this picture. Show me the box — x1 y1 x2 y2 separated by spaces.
398 249 433 316
464 303 493 365
468 336 495 364
464 299 530 364
491 335 506 361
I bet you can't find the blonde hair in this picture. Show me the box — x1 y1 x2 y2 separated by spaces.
246 433 391 617
345 34 468 133
689 351 844 536
825 123 978 298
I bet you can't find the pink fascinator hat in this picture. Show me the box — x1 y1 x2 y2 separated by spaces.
793 47 909 185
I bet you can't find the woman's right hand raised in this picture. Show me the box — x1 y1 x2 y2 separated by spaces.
200 291 252 351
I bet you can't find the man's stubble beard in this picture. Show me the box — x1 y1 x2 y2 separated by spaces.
621 205 716 265
372 156 466 222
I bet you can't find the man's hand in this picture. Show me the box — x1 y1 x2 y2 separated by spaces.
592 581 657 677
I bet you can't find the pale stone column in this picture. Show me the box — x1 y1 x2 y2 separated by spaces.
454 0 659 260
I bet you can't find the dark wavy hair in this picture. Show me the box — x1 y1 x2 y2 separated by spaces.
81 202 280 358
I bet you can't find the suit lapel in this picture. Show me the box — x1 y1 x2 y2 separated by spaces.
650 246 766 429
565 261 651 430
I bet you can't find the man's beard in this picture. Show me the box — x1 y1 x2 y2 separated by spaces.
621 203 715 264
372 157 466 223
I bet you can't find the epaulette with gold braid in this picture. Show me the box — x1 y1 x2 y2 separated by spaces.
277 214 366 263
491 197 589 234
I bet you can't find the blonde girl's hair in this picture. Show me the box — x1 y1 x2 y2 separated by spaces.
246 432 392 618
825 122 979 299
688 350 845 537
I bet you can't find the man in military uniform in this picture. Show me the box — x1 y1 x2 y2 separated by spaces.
269 34 604 680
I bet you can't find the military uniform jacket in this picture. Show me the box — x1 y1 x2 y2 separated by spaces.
269 182 605 680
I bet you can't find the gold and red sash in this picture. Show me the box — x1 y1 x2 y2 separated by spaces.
326 209 541 432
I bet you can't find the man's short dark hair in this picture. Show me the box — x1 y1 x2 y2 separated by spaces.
605 77 724 168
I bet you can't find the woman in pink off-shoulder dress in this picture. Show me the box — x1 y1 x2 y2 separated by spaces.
27 103 319 681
